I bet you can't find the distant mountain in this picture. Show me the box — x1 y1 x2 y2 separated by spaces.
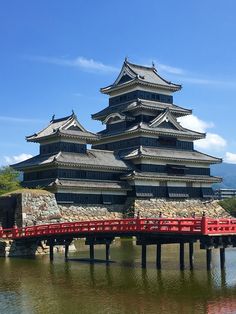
211 163 236 189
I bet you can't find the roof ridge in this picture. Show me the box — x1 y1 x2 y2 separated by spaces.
126 60 181 88
88 148 116 154
125 60 154 71
51 113 74 123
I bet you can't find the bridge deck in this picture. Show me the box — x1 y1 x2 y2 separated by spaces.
1 216 236 240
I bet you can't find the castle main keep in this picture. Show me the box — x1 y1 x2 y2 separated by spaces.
12 60 221 205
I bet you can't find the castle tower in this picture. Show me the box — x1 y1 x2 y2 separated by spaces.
12 112 131 204
92 59 221 199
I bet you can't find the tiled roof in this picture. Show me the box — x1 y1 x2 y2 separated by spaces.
121 171 222 183
51 179 131 191
92 99 191 120
120 147 222 164
27 112 97 142
98 121 205 140
12 149 130 171
101 60 181 93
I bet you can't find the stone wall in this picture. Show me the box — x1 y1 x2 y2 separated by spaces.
0 239 76 257
21 191 61 225
0 190 231 228
58 204 124 221
133 198 231 218
0 190 128 226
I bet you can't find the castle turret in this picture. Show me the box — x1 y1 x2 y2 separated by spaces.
12 112 131 204
92 59 222 199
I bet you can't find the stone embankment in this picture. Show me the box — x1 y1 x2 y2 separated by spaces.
133 199 231 218
0 240 76 257
0 189 231 228
21 191 124 225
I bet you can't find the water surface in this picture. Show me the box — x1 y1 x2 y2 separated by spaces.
1 239 236 314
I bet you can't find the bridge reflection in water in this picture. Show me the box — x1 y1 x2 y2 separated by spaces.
1 240 236 314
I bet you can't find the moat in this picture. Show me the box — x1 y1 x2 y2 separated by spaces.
1 239 236 314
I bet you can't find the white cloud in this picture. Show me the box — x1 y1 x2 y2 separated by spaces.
224 152 236 164
178 115 214 133
27 55 119 73
153 59 236 87
180 76 236 88
0 116 46 123
157 63 185 75
4 153 33 165
179 115 226 151
195 133 227 151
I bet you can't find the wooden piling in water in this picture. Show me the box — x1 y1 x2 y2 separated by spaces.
90 244 94 260
141 244 147 268
49 244 54 261
220 248 225 269
206 248 212 270
65 244 69 261
105 243 110 262
156 243 162 270
189 242 194 270
180 242 185 270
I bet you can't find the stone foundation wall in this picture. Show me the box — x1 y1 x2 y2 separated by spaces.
58 204 124 221
0 190 231 228
21 191 61 225
0 240 76 257
133 198 231 218
4 190 128 226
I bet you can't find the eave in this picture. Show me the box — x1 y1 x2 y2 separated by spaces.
92 101 192 121
27 131 98 143
13 160 131 172
122 151 222 165
121 172 222 183
49 179 132 192
100 78 181 95
93 127 205 143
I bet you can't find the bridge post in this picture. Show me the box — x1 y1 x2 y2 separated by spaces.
141 244 147 268
206 248 212 270
156 243 162 269
90 244 94 261
220 248 225 269
65 244 69 261
105 243 110 262
189 242 194 270
49 244 54 261
201 212 208 235
180 242 185 270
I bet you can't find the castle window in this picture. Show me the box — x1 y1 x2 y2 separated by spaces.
167 164 186 176
159 137 177 147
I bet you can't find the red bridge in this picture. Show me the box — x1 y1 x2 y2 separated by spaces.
1 216 236 270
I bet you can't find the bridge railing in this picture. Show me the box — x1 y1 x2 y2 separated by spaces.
1 217 236 239
201 217 236 235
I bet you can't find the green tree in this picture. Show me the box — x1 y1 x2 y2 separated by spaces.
0 166 21 195
219 197 236 217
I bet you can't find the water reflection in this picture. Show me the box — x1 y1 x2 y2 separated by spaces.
1 240 236 313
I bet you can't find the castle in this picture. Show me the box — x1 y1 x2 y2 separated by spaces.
12 59 222 205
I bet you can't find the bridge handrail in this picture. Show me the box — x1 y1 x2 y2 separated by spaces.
1 217 236 239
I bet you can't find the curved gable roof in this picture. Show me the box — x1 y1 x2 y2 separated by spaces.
101 59 182 94
27 112 97 142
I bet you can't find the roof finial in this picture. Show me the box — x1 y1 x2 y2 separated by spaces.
72 109 75 115
51 114 55 122
125 56 128 63
152 61 155 68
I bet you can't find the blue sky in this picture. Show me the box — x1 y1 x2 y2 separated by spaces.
1 0 236 165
